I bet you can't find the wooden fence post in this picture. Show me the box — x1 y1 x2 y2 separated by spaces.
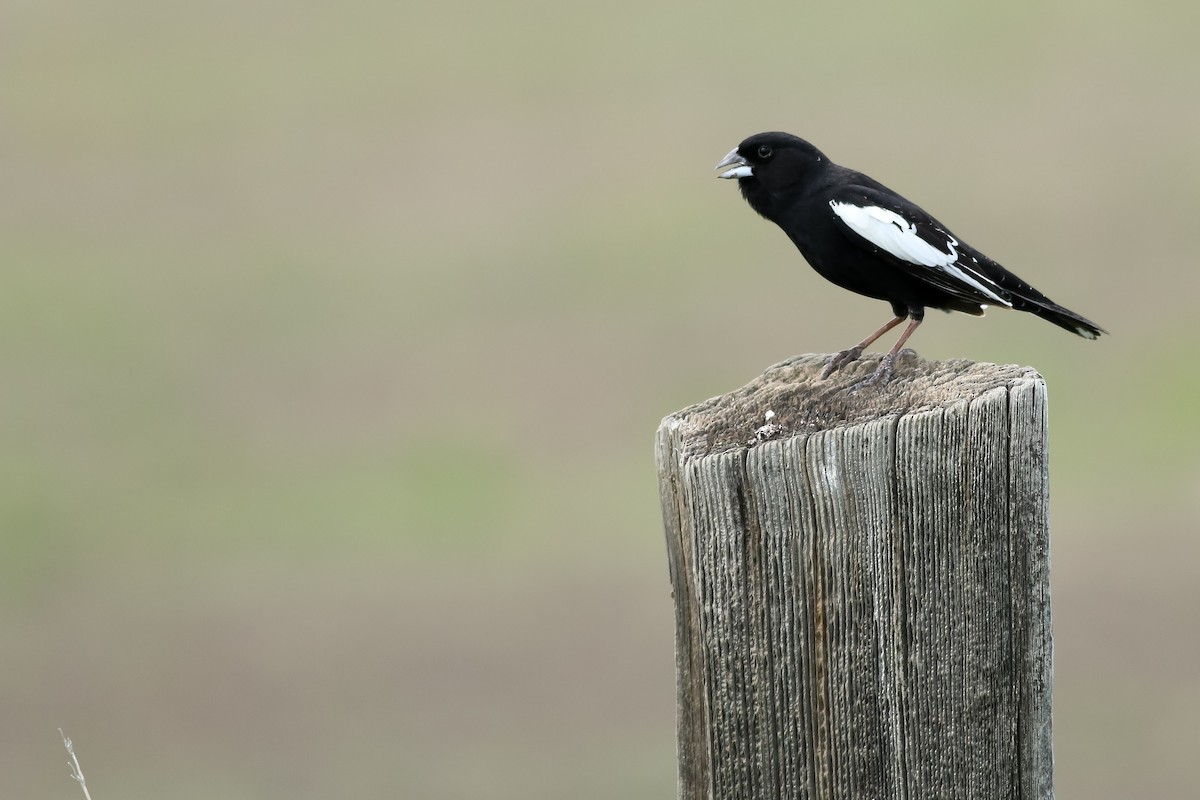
656 353 1053 800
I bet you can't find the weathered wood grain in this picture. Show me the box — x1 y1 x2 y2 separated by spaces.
656 353 1052 800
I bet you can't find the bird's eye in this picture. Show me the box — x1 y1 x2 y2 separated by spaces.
757 145 773 159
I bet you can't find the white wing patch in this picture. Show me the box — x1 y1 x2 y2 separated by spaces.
830 201 1011 307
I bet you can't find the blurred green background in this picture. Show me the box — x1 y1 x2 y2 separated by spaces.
4 1 1198 798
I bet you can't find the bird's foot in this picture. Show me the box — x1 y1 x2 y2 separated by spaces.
849 352 898 392
821 346 864 379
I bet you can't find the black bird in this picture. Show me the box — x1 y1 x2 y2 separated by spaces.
715 132 1105 386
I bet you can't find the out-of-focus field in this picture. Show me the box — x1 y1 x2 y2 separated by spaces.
3 2 1198 798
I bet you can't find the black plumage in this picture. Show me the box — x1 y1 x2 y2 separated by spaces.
716 132 1105 387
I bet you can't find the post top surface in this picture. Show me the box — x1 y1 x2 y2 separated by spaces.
660 353 1044 458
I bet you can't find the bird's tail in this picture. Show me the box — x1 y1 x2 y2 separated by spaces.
1013 294 1106 340
985 260 1107 339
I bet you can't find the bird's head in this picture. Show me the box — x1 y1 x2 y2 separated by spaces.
715 132 828 194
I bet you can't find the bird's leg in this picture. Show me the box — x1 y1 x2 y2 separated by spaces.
850 317 923 390
821 315 906 379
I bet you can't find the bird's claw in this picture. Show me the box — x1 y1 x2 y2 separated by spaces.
821 346 864 379
849 353 898 391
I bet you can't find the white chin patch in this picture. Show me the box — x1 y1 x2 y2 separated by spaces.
719 165 754 179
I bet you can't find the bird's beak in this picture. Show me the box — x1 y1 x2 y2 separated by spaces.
715 148 753 179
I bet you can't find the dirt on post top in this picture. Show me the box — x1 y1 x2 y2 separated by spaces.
660 352 1043 459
